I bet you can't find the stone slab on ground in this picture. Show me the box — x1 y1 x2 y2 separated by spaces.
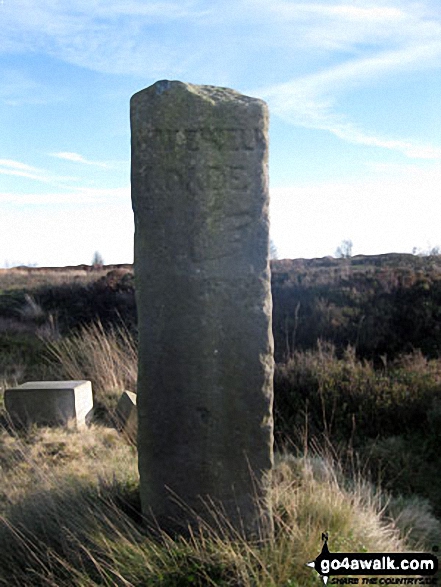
115 390 137 444
4 380 93 429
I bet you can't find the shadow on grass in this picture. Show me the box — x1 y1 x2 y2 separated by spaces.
0 475 254 587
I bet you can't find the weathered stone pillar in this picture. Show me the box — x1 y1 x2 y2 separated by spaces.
131 80 274 538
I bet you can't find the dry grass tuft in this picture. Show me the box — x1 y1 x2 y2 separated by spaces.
0 423 137 511
0 422 433 586
46 321 137 412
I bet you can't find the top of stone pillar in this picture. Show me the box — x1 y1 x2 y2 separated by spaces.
130 79 268 129
130 79 270 276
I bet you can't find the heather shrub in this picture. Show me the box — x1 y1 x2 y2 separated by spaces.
274 344 441 515
274 344 441 446
33 272 136 333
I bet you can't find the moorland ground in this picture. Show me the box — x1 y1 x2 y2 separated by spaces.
0 257 440 585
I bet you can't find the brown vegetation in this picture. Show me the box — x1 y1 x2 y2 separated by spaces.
0 258 440 584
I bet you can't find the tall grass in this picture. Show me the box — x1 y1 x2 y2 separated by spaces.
1 424 431 587
46 321 137 412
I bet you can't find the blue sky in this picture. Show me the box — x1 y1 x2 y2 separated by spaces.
1 0 441 267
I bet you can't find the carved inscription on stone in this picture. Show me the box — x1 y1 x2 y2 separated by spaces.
134 165 249 196
135 127 265 154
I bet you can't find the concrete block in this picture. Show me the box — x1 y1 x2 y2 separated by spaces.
4 380 93 429
115 390 137 444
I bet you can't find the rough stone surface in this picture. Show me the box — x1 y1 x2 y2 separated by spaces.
131 80 274 537
4 380 93 429
115 390 137 444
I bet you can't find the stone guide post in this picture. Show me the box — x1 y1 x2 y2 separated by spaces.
130 80 274 538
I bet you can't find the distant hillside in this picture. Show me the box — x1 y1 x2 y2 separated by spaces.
271 253 441 361
3 253 441 362
272 252 441 284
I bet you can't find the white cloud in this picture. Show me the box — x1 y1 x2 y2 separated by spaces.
270 162 441 259
0 199 134 267
256 1 408 29
328 5 405 21
238 1 441 161
0 159 76 183
243 0 440 52
1 0 440 84
1 186 130 206
260 39 441 114
82 0 205 19
50 152 111 167
0 0 208 76
330 123 441 160
0 159 41 173
258 35 441 160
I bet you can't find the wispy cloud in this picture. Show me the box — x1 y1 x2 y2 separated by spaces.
0 159 75 183
50 152 111 168
332 127 441 160
2 0 441 161
253 1 408 34
326 5 404 21
253 1 406 21
0 0 208 76
239 1 441 160
0 154 129 203
258 29 441 160
1 186 130 206
244 0 440 51
264 39 441 101
2 0 439 82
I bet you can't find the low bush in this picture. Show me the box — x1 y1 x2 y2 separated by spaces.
34 272 136 334
274 343 441 445
274 344 441 515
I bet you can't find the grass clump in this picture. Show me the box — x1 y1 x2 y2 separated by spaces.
0 424 432 587
46 321 137 414
0 424 137 511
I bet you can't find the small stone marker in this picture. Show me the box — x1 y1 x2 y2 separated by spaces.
4 380 93 429
115 390 137 444
131 80 274 538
